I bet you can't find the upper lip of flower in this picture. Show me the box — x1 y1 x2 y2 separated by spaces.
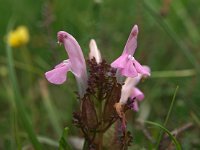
123 25 138 55
57 31 68 43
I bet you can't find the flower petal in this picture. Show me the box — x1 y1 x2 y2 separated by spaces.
133 59 150 76
123 25 138 55
133 101 139 112
57 31 88 97
120 60 138 77
55 60 70 68
119 77 136 104
130 87 144 101
142 65 151 77
57 31 87 78
45 61 71 84
111 54 128 69
89 39 102 64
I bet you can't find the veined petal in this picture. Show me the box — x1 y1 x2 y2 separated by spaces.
89 39 102 64
45 60 71 84
133 59 150 76
123 25 138 55
111 54 128 69
120 60 138 77
130 87 144 101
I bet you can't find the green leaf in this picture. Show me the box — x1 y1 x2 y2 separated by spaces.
59 127 72 150
144 121 182 150
155 86 179 149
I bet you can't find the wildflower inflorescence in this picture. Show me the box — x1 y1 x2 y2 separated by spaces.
45 25 150 150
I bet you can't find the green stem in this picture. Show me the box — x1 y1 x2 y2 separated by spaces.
6 21 42 150
13 109 21 150
83 140 89 150
98 132 103 150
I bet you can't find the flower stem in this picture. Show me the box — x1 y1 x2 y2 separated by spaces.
98 100 103 150
98 132 103 150
6 20 42 150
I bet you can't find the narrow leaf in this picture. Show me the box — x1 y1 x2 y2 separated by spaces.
156 86 179 149
6 19 42 150
144 121 182 150
59 127 72 150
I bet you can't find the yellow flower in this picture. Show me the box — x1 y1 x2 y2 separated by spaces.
7 26 29 47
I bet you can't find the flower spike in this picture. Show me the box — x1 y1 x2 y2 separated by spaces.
44 26 151 148
111 25 150 78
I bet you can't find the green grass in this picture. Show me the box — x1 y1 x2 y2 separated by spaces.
5 20 43 150
0 0 200 149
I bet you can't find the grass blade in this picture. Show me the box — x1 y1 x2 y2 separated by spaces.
143 0 200 74
151 69 196 78
37 136 59 147
164 86 179 126
59 127 72 150
190 112 200 128
171 0 200 43
6 21 42 150
144 121 182 150
39 80 62 136
155 86 179 149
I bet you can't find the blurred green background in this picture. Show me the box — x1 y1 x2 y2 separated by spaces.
0 0 200 149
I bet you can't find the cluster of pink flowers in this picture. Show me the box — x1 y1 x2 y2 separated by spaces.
45 25 150 111
45 25 150 149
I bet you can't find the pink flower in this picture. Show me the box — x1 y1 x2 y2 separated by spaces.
119 66 150 111
45 31 87 97
45 60 71 84
89 39 102 64
130 87 144 111
111 25 150 78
